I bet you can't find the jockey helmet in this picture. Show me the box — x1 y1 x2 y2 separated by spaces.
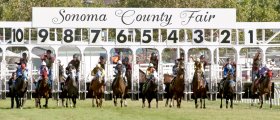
227 64 232 69
99 56 104 60
117 60 122 64
73 54 78 58
200 55 205 59
262 63 267 68
226 58 231 62
148 63 154 67
41 61 46 66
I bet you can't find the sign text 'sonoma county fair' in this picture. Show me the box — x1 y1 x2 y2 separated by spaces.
32 8 236 28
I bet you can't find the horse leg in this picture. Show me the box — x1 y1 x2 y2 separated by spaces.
226 95 229 109
142 95 145 108
120 95 123 108
114 95 117 107
156 92 158 108
165 97 169 107
230 95 233 109
194 94 198 109
203 98 206 109
259 94 263 109
38 97 42 108
95 95 99 107
100 97 103 108
269 92 272 109
73 97 76 108
220 94 223 108
200 98 202 109
45 97 49 108
92 94 95 107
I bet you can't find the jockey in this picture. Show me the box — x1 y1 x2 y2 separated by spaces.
123 57 132 84
68 54 80 82
223 64 235 80
252 51 261 81
16 63 28 82
99 56 106 70
41 49 55 89
113 60 127 85
91 64 105 82
36 61 49 90
199 55 210 90
172 59 179 77
150 52 159 71
146 63 158 82
256 64 270 86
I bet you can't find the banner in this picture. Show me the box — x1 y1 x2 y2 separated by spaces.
32 7 236 28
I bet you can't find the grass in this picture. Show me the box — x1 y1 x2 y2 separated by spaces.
0 98 280 120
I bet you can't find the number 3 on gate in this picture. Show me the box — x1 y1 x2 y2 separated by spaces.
192 29 204 44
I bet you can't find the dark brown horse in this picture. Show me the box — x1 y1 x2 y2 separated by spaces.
14 76 28 109
251 70 273 109
142 73 158 108
112 69 127 107
36 76 51 108
192 62 207 108
90 75 105 107
64 67 79 108
164 73 174 107
169 61 185 108
220 72 235 109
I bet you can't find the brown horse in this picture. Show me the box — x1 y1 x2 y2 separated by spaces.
64 67 79 108
167 61 185 108
142 74 158 108
36 76 51 108
251 70 273 109
171 61 185 108
14 76 28 109
192 62 207 108
164 74 174 107
90 75 105 107
112 69 127 107
219 72 235 109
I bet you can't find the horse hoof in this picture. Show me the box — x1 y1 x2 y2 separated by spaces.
220 105 222 109
195 105 198 109
203 107 206 109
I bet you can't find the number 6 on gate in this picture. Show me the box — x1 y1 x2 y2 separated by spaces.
116 29 128 44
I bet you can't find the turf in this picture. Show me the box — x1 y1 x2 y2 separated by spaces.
0 98 280 120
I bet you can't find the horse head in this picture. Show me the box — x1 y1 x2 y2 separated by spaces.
69 67 77 80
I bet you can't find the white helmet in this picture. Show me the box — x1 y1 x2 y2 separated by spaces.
148 63 154 67
227 64 232 69
196 58 200 62
262 63 267 68
41 61 46 66
117 60 122 64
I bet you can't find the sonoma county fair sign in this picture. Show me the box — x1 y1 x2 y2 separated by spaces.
32 8 236 28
